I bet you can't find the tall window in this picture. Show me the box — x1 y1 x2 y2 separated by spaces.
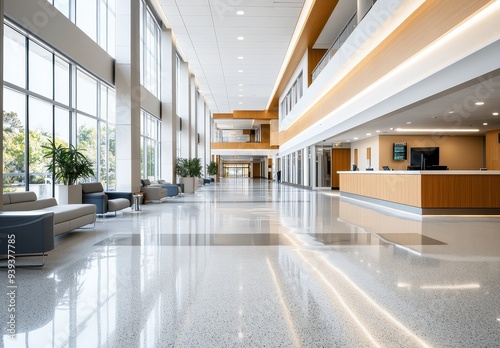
51 0 116 57
175 53 183 117
2 22 116 196
279 71 304 119
140 0 161 97
140 110 161 180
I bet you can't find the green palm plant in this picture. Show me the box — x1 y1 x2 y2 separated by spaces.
207 161 218 176
176 157 203 177
42 139 95 185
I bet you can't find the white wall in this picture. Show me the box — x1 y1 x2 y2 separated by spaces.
351 136 379 170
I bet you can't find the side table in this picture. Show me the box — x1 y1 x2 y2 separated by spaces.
132 192 144 211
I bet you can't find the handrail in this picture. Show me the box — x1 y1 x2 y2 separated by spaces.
311 11 357 81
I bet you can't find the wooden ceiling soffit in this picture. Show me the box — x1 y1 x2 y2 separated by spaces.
213 111 278 120
268 0 339 111
213 113 233 119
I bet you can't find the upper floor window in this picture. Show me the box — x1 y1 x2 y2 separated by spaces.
140 0 161 97
51 0 116 57
280 71 304 119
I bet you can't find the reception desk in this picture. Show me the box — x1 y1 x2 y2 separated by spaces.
338 170 500 215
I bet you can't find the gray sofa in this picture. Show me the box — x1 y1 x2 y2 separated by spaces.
1 191 96 236
140 179 168 203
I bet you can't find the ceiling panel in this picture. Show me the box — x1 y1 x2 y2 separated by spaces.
157 0 306 113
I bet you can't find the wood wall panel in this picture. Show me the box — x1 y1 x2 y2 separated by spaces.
339 173 421 207
261 124 270 143
213 111 278 119
308 49 328 86
279 0 491 145
331 148 351 189
340 172 500 210
486 130 500 170
421 175 500 208
253 163 261 178
211 142 273 150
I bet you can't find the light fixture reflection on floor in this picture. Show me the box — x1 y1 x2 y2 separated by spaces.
420 283 480 290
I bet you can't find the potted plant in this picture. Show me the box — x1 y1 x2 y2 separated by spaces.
43 139 95 204
207 161 218 182
175 157 202 193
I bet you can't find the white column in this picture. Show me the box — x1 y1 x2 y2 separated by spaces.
160 27 177 183
180 61 190 158
311 145 317 189
302 147 311 186
0 0 4 197
115 0 141 192
190 75 197 159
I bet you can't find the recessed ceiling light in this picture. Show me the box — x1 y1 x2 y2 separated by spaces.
238 95 243 97
238 84 243 86
346 140 351 142
353 137 359 140
448 111 454 114
493 112 499 116
376 130 381 133
237 36 244 41
483 122 488 126
366 133 372 136
238 56 244 60
475 101 484 105
389 128 394 130
238 70 243 73
406 121 412 124
236 10 244 15
238 102 243 105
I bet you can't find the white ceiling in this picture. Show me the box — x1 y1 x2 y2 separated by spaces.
153 0 500 153
155 0 305 114
325 70 500 145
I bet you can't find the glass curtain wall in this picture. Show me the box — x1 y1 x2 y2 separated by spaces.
140 110 161 180
3 22 116 196
315 145 332 187
140 0 161 97
51 0 116 57
223 164 250 178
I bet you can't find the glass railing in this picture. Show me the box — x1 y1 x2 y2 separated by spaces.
311 12 357 81
311 0 378 81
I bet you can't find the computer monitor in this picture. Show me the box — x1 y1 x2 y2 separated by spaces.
352 164 358 171
382 166 390 171
366 168 374 171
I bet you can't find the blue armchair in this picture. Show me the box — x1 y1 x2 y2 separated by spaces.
81 182 132 215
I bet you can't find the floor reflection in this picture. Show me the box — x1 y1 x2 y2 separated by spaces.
2 179 500 347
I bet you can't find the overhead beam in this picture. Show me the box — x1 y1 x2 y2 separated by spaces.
213 110 278 120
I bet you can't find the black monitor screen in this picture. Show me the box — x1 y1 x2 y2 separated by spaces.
410 147 439 167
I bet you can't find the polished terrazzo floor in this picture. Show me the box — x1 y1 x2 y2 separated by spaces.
2 179 500 347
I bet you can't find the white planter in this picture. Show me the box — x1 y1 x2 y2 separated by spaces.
56 184 82 204
180 177 195 193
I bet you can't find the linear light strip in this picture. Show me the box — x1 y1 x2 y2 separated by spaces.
395 128 480 132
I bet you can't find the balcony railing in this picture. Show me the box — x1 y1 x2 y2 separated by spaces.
311 12 357 82
311 0 378 81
